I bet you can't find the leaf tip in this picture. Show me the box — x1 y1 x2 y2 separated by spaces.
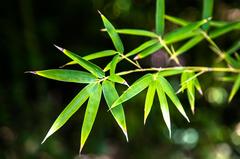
24 71 36 74
97 10 102 16
133 55 140 60
54 44 64 52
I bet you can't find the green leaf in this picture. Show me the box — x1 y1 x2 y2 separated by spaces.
194 76 203 95
102 80 128 141
108 75 128 86
144 81 156 124
229 74 240 102
156 0 165 35
165 15 189 26
41 83 95 144
175 35 204 56
113 29 159 38
202 0 214 30
111 74 153 108
29 69 97 84
61 50 117 68
226 40 240 56
99 12 124 53
157 75 189 122
126 39 159 57
55 45 105 78
156 80 171 137
209 21 240 39
186 72 195 113
134 42 163 60
80 83 102 152
110 55 121 75
164 19 208 44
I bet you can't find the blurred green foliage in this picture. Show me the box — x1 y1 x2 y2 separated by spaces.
1 0 240 158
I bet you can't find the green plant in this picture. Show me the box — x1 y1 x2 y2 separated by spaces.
27 0 240 153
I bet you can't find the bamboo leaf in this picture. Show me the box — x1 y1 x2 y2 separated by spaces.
202 0 214 30
41 83 95 144
164 19 209 43
229 74 240 102
134 42 163 60
156 0 165 35
28 69 97 84
110 55 121 75
111 74 153 108
144 81 156 124
157 75 189 122
54 45 105 78
156 80 171 137
186 73 195 113
80 83 102 152
209 22 240 39
102 80 128 141
126 39 159 57
194 77 203 95
111 29 159 38
226 40 240 56
165 15 189 26
99 11 124 53
158 68 184 77
108 75 128 86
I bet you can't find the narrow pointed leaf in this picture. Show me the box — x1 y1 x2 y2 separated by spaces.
209 22 240 39
157 75 189 122
111 74 153 108
99 12 124 53
103 60 112 72
80 83 102 152
156 0 165 35
30 69 97 83
165 15 189 26
144 81 156 124
55 45 105 78
135 42 163 60
108 75 128 86
156 80 171 137
164 19 209 43
102 80 128 141
202 0 214 30
42 83 95 144
229 74 240 102
158 68 184 77
186 73 195 113
126 39 159 57
113 29 158 38
194 77 203 95
110 55 121 75
175 35 204 56
226 40 240 55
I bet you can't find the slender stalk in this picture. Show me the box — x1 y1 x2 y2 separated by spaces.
116 66 240 76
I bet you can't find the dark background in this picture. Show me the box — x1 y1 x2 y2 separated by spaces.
1 0 240 158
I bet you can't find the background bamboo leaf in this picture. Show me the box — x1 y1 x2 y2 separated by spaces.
229 74 240 102
144 81 156 124
226 40 240 56
55 45 105 78
165 15 189 26
156 0 165 35
102 80 128 141
134 43 163 60
158 68 184 77
156 80 171 137
157 75 189 122
99 12 124 53
80 83 102 152
111 74 153 108
41 83 95 144
202 0 214 30
209 22 240 39
111 29 159 38
28 69 97 83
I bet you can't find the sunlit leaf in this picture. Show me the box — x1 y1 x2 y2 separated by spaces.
110 55 121 75
156 80 171 137
164 19 209 44
111 74 153 108
54 45 105 78
156 0 165 35
99 12 124 53
41 83 95 144
80 83 102 152
209 22 240 38
102 80 128 141
111 29 158 38
28 69 97 84
157 75 189 122
186 73 195 113
165 14 189 26
144 81 156 124
229 74 240 102
202 0 214 30
134 42 163 60
126 39 159 57
158 68 184 77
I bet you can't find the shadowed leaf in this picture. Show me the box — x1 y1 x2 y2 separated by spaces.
144 81 156 124
229 74 240 102
156 0 165 35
